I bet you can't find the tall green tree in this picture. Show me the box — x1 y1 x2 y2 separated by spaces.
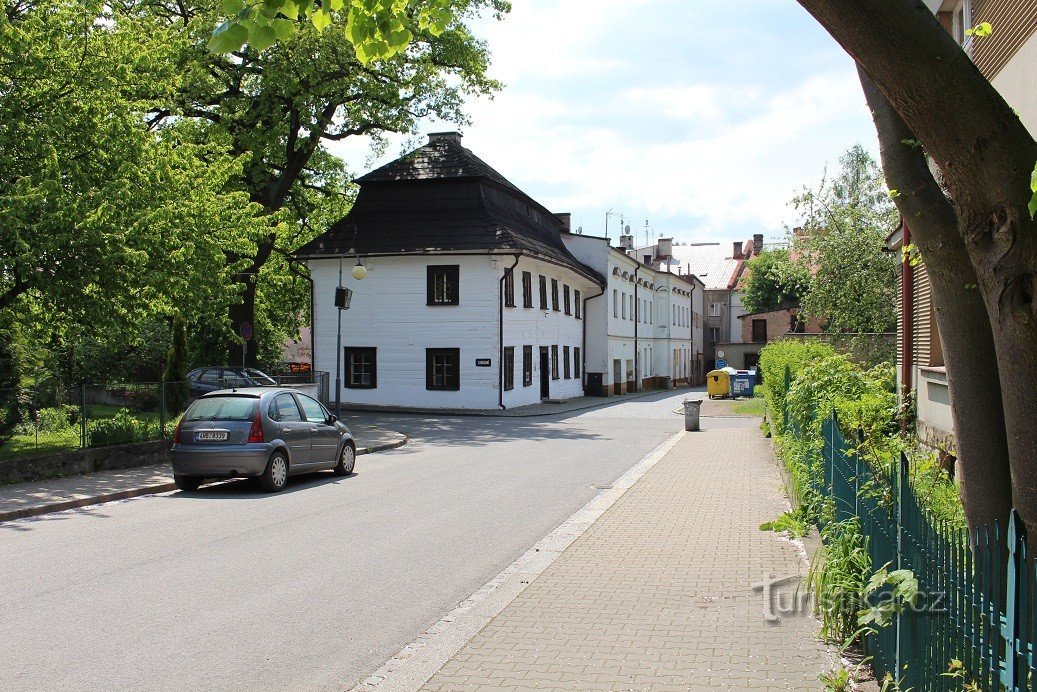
741 248 810 315
792 145 899 334
133 0 502 363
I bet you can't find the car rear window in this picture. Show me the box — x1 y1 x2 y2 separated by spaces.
185 396 259 421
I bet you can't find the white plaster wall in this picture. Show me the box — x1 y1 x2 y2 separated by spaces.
310 254 501 409
992 32 1037 138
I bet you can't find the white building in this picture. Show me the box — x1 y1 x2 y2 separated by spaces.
562 232 704 393
296 132 604 410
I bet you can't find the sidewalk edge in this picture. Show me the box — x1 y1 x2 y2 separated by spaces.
0 433 409 524
351 428 688 692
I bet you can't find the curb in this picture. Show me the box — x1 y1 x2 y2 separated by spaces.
352 429 688 692
0 432 409 524
343 388 687 419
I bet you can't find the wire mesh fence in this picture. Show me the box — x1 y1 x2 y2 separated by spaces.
0 371 329 462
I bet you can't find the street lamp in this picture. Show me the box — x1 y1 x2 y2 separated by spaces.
334 251 366 418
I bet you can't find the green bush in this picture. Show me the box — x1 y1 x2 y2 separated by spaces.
14 405 78 435
86 409 154 447
758 340 836 436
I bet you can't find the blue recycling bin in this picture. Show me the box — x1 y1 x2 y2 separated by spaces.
730 370 756 398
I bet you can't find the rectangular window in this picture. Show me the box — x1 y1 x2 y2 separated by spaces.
709 327 720 343
427 265 460 306
563 346 571 379
426 348 460 390
574 347 581 378
551 345 559 380
629 295 634 321
344 347 377 389
622 293 627 319
503 346 515 390
574 290 581 319
522 271 533 308
522 345 533 386
504 271 515 307
563 285 571 315
709 302 721 317
649 301 652 324
551 279 559 311
613 289 618 318
539 275 548 309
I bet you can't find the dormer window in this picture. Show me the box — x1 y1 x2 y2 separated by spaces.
427 265 459 306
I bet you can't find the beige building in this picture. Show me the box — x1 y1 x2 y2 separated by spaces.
896 0 1035 446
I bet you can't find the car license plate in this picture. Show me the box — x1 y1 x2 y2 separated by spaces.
197 431 228 442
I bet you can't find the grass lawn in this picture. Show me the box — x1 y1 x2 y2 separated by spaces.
731 392 767 417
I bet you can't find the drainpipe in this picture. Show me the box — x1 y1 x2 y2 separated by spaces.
633 265 639 393
901 220 913 426
581 285 606 394
689 282 695 385
498 254 521 409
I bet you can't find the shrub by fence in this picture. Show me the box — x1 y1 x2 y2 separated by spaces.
762 336 1034 690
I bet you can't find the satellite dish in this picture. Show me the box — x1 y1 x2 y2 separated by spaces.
624 224 631 233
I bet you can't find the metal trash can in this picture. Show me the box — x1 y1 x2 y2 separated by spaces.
730 370 756 398
683 399 702 431
706 369 730 399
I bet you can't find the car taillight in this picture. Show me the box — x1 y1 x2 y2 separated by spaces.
247 410 264 443
173 418 184 444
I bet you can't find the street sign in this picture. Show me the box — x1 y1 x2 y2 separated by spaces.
716 359 728 369
334 286 353 310
475 358 492 367
715 348 726 359
239 322 253 341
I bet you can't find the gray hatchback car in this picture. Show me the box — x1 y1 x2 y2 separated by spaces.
170 388 356 492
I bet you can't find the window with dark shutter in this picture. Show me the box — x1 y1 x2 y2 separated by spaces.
503 347 515 390
539 275 548 309
504 271 515 307
426 348 460 390
522 271 533 308
345 347 377 389
551 279 559 311
563 346 571 379
563 285 571 315
522 345 533 386
551 345 559 380
574 347 581 378
427 265 460 306
574 290 581 318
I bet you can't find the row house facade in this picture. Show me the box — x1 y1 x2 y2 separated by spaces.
297 132 602 410
891 0 1036 448
562 232 704 394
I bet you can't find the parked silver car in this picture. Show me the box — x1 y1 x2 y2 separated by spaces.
170 387 356 492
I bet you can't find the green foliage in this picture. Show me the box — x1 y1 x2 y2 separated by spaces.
86 409 155 447
808 518 872 644
1029 160 1037 220
759 508 809 538
741 248 810 314
858 562 920 629
14 406 78 436
965 22 992 38
791 145 899 333
819 666 852 691
758 339 836 436
0 315 20 444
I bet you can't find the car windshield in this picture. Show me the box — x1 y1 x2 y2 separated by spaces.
185 396 259 422
243 368 277 386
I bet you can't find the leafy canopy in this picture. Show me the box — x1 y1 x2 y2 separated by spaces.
741 248 810 314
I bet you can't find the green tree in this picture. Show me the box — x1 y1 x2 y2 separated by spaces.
741 248 810 314
791 146 898 334
798 0 1037 541
136 0 502 363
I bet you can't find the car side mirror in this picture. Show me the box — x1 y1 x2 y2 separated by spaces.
326 414 338 425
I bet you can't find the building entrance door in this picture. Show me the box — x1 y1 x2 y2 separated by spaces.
540 347 550 399
612 359 622 395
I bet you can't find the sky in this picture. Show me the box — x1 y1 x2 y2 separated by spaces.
327 0 880 249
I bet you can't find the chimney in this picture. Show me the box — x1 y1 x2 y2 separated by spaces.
619 234 634 251
732 241 743 259
427 131 463 145
752 233 763 255
554 212 572 231
658 237 673 259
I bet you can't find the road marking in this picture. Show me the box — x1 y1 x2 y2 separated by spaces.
351 428 688 692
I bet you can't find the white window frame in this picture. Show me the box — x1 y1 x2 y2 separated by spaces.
709 302 721 317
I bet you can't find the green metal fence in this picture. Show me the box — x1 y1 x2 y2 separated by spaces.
813 400 1035 690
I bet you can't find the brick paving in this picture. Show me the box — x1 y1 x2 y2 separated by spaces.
422 424 835 690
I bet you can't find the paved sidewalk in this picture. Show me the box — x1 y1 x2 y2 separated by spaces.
421 423 835 690
0 423 406 522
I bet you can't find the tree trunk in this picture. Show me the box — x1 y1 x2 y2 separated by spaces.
227 273 259 367
859 68 1013 532
799 0 1037 539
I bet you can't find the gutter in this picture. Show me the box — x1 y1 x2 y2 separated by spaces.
901 219 913 413
498 254 521 410
633 265 639 393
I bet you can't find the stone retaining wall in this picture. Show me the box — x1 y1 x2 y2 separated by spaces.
0 440 170 486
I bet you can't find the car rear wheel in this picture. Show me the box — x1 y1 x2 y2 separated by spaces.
333 443 356 476
260 451 290 492
174 474 203 492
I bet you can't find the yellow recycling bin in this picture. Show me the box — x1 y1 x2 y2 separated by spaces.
706 369 730 399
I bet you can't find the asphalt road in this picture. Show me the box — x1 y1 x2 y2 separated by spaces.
0 390 701 691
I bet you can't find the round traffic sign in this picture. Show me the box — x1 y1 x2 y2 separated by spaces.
239 322 253 341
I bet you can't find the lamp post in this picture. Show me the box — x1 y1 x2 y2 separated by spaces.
334 252 367 418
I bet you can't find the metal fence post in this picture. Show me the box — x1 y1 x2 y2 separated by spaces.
896 452 907 681
159 381 166 439
80 384 87 448
1000 510 1026 690
783 365 791 432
